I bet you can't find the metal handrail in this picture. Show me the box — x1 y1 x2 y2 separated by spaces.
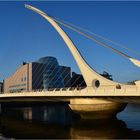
1 85 139 95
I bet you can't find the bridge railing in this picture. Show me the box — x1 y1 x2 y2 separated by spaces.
1 84 140 95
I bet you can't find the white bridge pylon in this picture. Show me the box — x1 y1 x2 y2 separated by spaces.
25 4 121 88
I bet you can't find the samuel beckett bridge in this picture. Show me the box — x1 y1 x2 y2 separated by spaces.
1 4 140 119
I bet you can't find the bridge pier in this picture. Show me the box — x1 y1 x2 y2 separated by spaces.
69 98 126 119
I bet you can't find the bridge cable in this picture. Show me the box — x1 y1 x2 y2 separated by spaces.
53 17 140 57
50 16 140 68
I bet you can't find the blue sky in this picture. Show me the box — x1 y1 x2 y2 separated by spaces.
0 1 140 83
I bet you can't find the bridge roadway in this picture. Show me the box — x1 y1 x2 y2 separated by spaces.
1 86 140 103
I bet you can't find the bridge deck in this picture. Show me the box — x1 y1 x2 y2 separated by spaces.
1 86 140 97
0 86 140 103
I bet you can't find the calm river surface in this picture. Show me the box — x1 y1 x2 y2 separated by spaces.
0 103 140 139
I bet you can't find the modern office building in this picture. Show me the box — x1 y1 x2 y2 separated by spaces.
3 57 72 93
36 57 64 89
59 66 71 87
71 72 86 87
4 62 45 93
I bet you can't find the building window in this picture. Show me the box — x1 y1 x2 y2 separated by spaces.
9 83 26 89
21 78 23 82
24 77 26 81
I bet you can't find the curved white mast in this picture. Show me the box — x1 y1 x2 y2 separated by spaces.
25 4 119 87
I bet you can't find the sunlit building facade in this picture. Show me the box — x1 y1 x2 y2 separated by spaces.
4 62 45 93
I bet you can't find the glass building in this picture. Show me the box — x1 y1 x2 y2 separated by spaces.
36 57 64 89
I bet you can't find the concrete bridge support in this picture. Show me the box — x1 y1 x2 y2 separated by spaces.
69 98 126 119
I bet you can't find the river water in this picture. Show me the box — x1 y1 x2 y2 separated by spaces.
0 103 140 139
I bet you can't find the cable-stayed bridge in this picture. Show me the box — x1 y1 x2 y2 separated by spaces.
1 5 140 119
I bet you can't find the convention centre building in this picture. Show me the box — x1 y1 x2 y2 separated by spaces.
3 57 72 93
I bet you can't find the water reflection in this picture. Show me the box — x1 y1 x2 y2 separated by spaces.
0 104 140 139
70 118 129 139
1 104 80 125
0 116 70 139
118 104 140 131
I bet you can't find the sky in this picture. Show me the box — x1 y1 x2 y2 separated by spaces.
0 1 140 83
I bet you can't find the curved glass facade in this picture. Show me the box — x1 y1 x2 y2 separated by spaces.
37 57 64 89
